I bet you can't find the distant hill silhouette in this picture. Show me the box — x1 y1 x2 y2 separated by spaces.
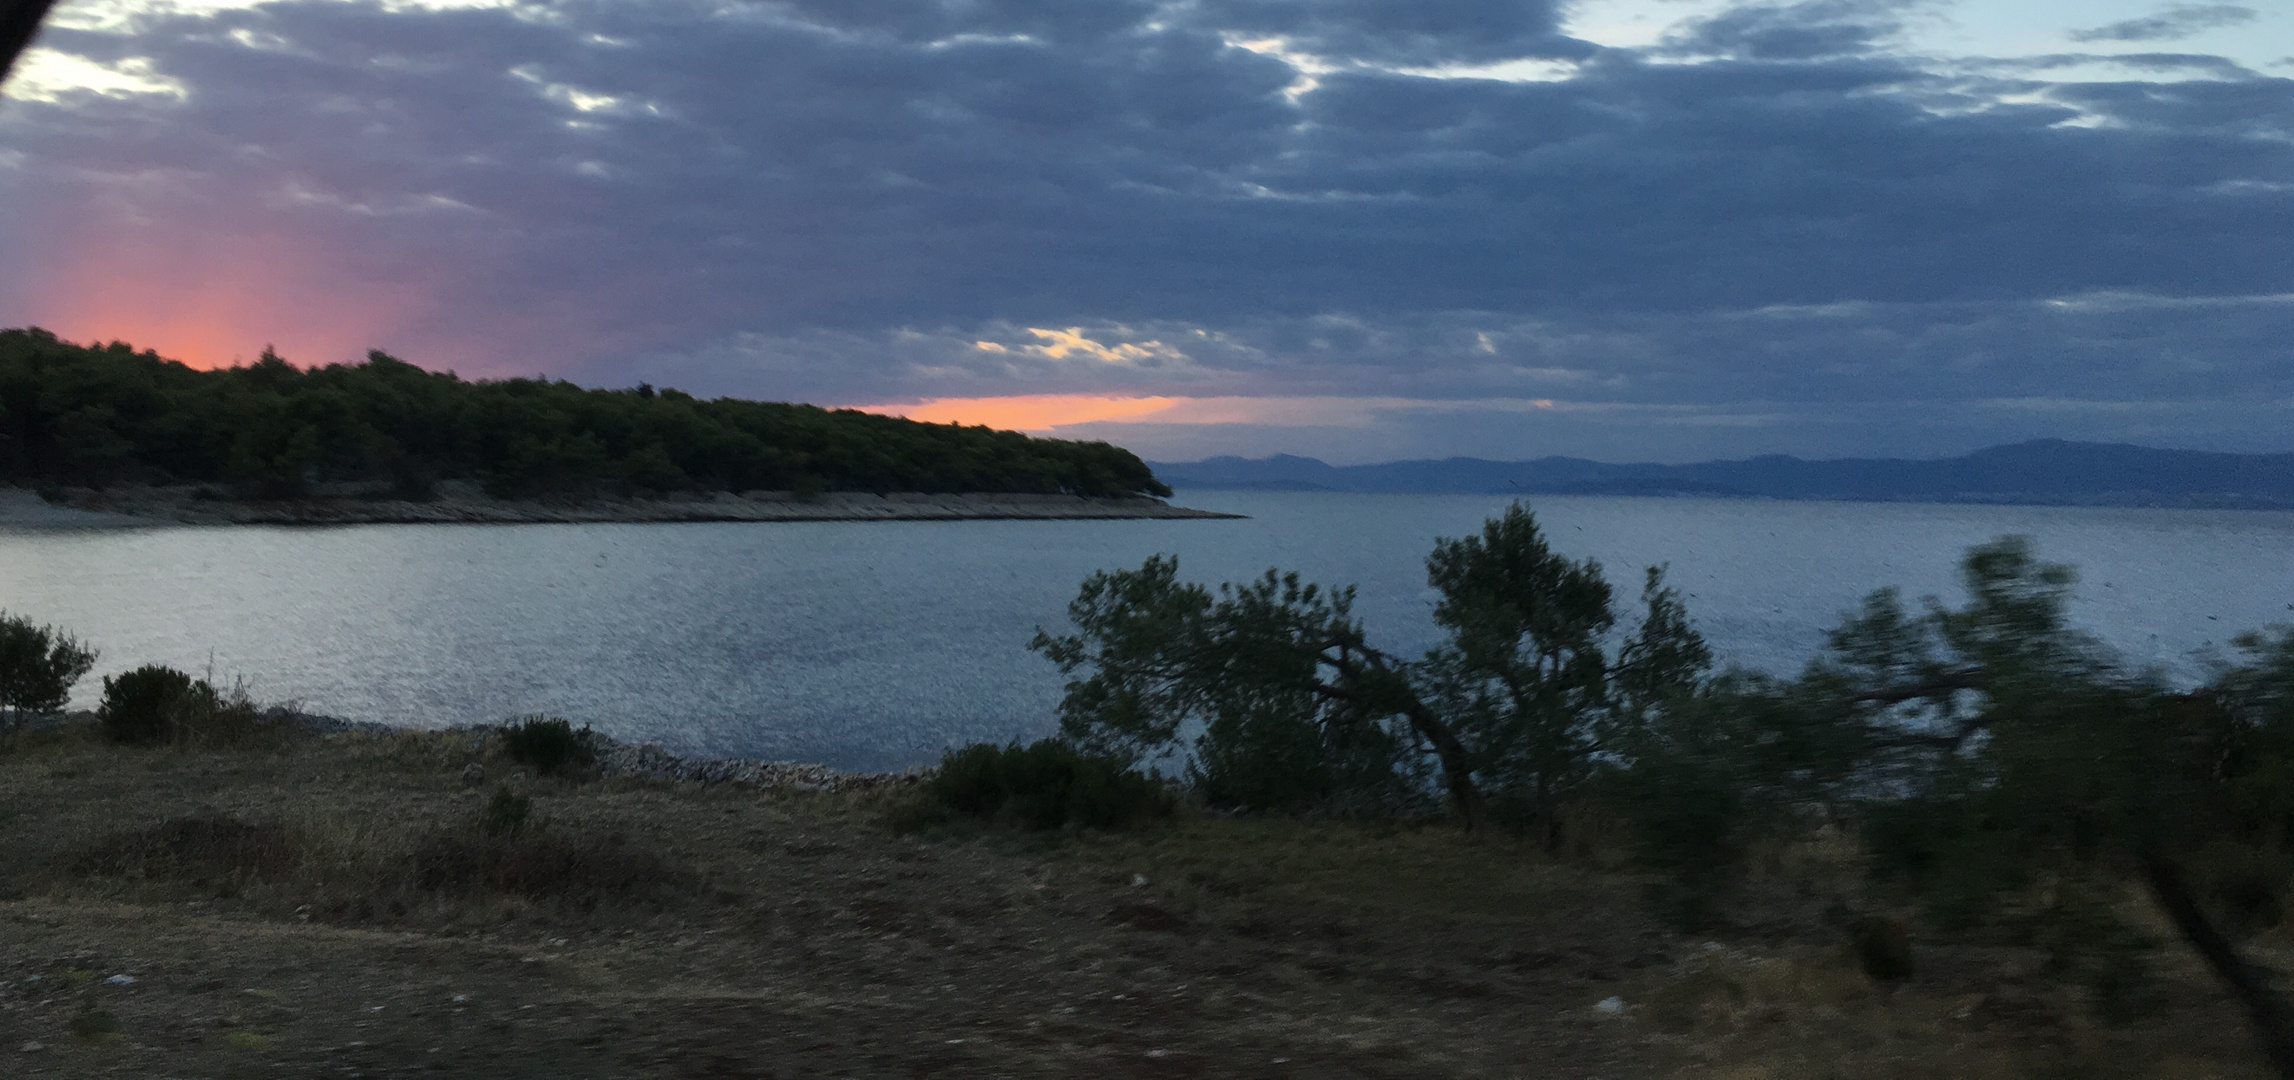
1149 441 2294 509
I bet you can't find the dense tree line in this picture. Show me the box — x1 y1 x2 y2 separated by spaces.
1037 505 2294 1074
0 328 1169 500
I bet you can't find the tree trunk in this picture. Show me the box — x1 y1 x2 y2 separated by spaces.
1401 700 1484 828
1321 645 1486 828
1 0 61 84
2144 853 2294 1079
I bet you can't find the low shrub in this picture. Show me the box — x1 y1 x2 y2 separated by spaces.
406 829 689 907
69 1009 121 1041
479 788 532 836
499 716 598 777
909 739 1175 832
1851 915 1914 982
97 666 205 745
77 815 299 882
97 666 280 747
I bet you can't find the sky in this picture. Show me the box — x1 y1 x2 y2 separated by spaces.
1 0 2290 464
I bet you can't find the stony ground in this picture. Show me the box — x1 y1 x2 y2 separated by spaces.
0 725 2274 1079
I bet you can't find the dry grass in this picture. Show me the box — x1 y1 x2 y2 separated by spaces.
0 724 2275 1078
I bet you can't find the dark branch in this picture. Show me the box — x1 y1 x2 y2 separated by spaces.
0 0 61 87
2144 853 2294 1079
1848 672 1982 706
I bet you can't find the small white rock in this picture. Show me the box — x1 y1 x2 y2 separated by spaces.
1130 874 1148 888
19 1040 45 1053
104 974 136 986
1594 996 1627 1015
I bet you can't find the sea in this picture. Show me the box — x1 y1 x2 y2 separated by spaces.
3 491 2290 771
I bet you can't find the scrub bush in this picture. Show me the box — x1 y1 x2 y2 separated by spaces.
407 829 689 906
77 815 299 882
500 716 598 777
913 739 1174 831
479 788 533 837
97 666 274 747
97 665 204 745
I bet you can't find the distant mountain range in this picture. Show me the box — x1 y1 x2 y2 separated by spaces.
1148 440 2294 509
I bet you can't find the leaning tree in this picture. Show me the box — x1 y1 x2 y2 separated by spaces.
1 0 60 86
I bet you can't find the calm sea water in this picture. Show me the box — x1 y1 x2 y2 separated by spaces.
2 491 2290 770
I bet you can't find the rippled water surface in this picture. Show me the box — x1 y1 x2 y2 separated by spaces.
4 491 2290 770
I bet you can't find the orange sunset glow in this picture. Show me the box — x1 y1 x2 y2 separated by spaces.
21 230 431 370
856 394 1182 430
855 394 1564 432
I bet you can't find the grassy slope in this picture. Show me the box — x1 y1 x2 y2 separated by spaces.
0 726 2271 1079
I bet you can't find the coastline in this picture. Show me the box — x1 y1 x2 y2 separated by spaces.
29 706 926 792
3 483 1243 526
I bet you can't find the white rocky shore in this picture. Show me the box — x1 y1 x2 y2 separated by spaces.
2 483 1238 526
592 739 926 792
317 715 929 792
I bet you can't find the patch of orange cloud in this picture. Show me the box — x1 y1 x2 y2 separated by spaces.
858 394 1180 431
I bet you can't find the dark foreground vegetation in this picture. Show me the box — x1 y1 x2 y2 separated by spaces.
0 328 1168 500
1011 504 2294 1076
4 499 2294 1076
0 712 2278 1079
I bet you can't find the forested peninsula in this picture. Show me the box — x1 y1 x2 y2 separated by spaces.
0 328 1217 523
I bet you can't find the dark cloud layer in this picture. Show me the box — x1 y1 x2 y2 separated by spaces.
2071 4 2256 44
0 0 2289 460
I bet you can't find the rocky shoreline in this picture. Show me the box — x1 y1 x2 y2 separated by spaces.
4 483 1241 526
301 714 929 792
27 707 929 793
592 739 926 792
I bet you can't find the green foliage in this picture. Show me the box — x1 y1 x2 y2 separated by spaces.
98 665 204 745
95 666 277 747
1419 506 1701 841
406 828 688 905
480 788 533 837
0 328 1170 499
1033 503 1712 824
1036 520 2294 1064
498 717 597 778
68 1009 121 1041
1032 558 1429 814
0 611 97 738
77 815 299 881
1029 555 1211 765
1610 535 2294 1055
910 739 1175 831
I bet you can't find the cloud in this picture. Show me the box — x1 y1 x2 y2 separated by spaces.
1199 0 1590 67
1668 0 1912 61
2071 4 2257 44
0 0 2289 459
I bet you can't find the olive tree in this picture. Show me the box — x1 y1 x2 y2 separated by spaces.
1616 537 2294 1076
1419 505 1711 845
1030 557 1465 816
1030 503 1710 827
0 612 97 740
